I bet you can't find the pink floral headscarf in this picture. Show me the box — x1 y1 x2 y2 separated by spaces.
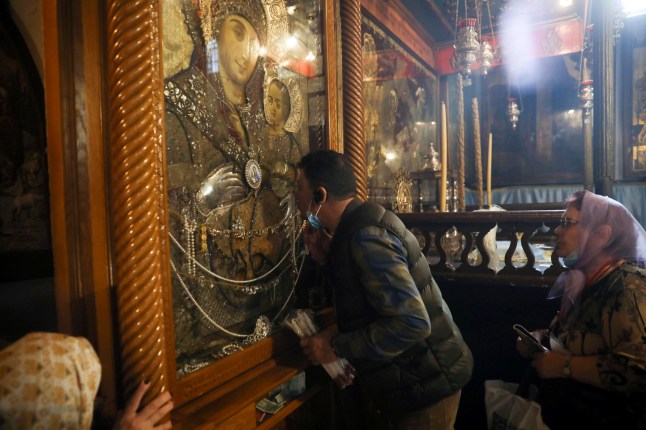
549 191 646 310
0 332 101 429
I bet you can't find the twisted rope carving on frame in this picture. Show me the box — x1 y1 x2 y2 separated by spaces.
106 0 169 403
340 0 367 201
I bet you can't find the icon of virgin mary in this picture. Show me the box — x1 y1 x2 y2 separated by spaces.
163 0 301 372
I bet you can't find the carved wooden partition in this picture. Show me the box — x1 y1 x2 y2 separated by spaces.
398 210 566 288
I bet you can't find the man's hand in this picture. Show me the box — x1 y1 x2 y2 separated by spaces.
115 380 173 430
300 326 337 365
303 224 331 264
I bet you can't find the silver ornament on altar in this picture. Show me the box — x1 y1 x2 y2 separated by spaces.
579 80 594 119
422 141 441 171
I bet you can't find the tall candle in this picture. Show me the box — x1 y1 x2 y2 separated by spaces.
440 102 447 212
487 132 492 206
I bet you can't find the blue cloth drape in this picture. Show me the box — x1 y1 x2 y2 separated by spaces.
466 183 646 227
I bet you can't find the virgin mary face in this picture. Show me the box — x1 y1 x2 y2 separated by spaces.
218 14 260 87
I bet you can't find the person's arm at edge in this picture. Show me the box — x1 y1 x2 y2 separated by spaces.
114 380 173 430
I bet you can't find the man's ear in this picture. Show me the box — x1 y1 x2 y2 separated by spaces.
313 187 327 204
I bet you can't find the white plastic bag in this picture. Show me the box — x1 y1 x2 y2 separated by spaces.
484 380 550 430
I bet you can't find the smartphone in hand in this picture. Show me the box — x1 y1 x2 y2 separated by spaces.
513 324 548 354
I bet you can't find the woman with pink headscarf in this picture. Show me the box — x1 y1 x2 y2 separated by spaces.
516 190 646 429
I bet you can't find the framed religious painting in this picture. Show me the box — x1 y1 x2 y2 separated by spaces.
360 11 440 212
0 8 51 282
465 53 584 188
105 0 340 424
623 14 646 178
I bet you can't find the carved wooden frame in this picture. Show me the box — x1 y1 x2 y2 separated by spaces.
104 0 353 416
359 11 440 209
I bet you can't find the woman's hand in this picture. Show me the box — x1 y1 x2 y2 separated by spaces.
115 381 173 430
533 354 603 387
531 351 567 379
515 329 546 358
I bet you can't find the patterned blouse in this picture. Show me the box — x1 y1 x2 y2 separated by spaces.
551 262 646 393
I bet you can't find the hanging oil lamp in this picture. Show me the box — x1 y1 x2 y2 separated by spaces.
507 98 520 130
480 39 494 76
455 17 480 85
480 0 495 77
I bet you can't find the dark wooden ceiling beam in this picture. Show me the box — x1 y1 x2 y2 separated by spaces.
390 0 438 46
361 0 437 68
425 0 456 39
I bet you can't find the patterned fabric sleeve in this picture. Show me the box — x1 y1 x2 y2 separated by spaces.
334 226 431 360
597 268 646 392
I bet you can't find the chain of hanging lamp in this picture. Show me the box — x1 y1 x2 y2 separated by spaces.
453 0 480 86
479 0 495 76
454 0 522 127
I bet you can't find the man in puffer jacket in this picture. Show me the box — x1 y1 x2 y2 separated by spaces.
296 150 473 430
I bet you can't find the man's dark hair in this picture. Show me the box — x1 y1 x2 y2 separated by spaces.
297 150 357 200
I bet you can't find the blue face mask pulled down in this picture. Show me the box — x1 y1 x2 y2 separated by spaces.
306 202 323 230
562 251 579 268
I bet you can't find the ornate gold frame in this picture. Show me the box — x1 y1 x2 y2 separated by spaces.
103 0 367 419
